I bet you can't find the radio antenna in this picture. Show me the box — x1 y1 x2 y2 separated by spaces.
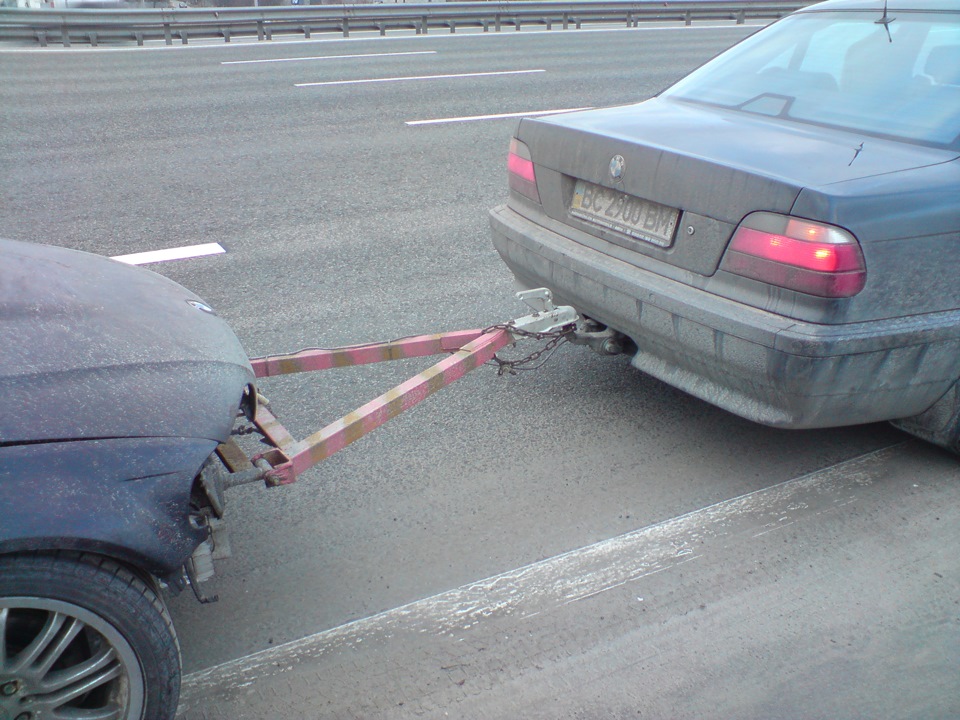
875 0 895 42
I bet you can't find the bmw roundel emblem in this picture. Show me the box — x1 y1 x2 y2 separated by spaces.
609 155 626 180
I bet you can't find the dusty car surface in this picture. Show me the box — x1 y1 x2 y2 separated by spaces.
0 238 255 719
491 0 960 449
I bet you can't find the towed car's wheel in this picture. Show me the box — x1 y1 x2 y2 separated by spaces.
0 552 180 720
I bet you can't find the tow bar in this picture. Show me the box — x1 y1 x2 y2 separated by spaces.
215 289 578 488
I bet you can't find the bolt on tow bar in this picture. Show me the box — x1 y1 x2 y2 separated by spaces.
217 289 577 488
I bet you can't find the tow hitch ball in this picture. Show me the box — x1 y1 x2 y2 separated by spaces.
570 319 630 356
514 289 628 357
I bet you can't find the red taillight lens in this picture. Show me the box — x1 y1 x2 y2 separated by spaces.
508 138 540 203
721 212 866 298
507 149 536 182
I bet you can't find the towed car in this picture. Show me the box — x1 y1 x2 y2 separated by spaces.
491 0 960 449
0 238 256 720
0 237 576 720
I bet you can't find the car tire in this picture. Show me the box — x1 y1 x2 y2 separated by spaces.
890 380 960 454
0 551 181 720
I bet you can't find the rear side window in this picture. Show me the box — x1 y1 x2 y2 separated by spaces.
662 11 960 147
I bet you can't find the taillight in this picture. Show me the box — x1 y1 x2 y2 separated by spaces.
508 137 540 203
720 212 866 298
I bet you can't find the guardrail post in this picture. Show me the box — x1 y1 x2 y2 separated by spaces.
494 13 500 31
684 10 692 25
342 17 349 37
481 19 489 32
420 15 427 33
256 20 264 40
545 18 551 30
626 11 632 27
179 29 187 44
736 9 745 23
222 28 231 42
265 25 272 40
302 25 310 39
448 21 455 33
88 31 97 46
62 29 70 47
36 30 47 47
378 23 386 36
562 12 568 29
163 22 171 45
135 30 144 45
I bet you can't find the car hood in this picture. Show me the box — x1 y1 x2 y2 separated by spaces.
0 238 254 444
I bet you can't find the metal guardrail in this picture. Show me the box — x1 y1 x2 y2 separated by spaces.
0 1 811 47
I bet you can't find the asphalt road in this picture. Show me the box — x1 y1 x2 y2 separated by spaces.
2 22 958 719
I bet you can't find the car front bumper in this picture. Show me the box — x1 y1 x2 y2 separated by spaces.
491 204 960 429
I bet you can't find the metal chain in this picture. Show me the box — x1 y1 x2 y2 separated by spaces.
482 323 576 376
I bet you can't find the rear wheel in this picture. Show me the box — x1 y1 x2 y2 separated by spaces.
890 379 960 454
0 552 181 720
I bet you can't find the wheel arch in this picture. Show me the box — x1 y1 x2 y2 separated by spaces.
0 436 217 579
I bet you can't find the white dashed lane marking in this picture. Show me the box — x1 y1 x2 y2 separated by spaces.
406 107 594 126
295 68 545 87
111 242 226 265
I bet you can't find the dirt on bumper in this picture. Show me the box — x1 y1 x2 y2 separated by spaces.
490 204 960 429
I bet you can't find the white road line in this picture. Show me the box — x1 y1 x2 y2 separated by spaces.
295 68 545 87
221 50 436 65
110 242 225 265
406 106 594 126
179 442 908 704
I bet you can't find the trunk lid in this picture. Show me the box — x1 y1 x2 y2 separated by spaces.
517 97 954 276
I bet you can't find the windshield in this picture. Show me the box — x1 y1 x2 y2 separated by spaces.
662 11 960 147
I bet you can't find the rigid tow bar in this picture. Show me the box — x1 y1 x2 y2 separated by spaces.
216 289 578 488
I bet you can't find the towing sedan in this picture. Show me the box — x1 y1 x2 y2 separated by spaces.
491 0 960 449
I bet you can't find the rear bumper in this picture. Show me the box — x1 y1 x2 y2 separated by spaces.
491 204 960 429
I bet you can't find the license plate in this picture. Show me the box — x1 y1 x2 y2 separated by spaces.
570 180 678 248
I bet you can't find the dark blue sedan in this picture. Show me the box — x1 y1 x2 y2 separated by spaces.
491 0 960 450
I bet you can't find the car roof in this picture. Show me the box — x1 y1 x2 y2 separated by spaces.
797 0 960 12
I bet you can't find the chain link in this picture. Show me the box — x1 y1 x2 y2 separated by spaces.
482 323 576 376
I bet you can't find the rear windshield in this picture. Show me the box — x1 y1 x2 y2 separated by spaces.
662 11 960 147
